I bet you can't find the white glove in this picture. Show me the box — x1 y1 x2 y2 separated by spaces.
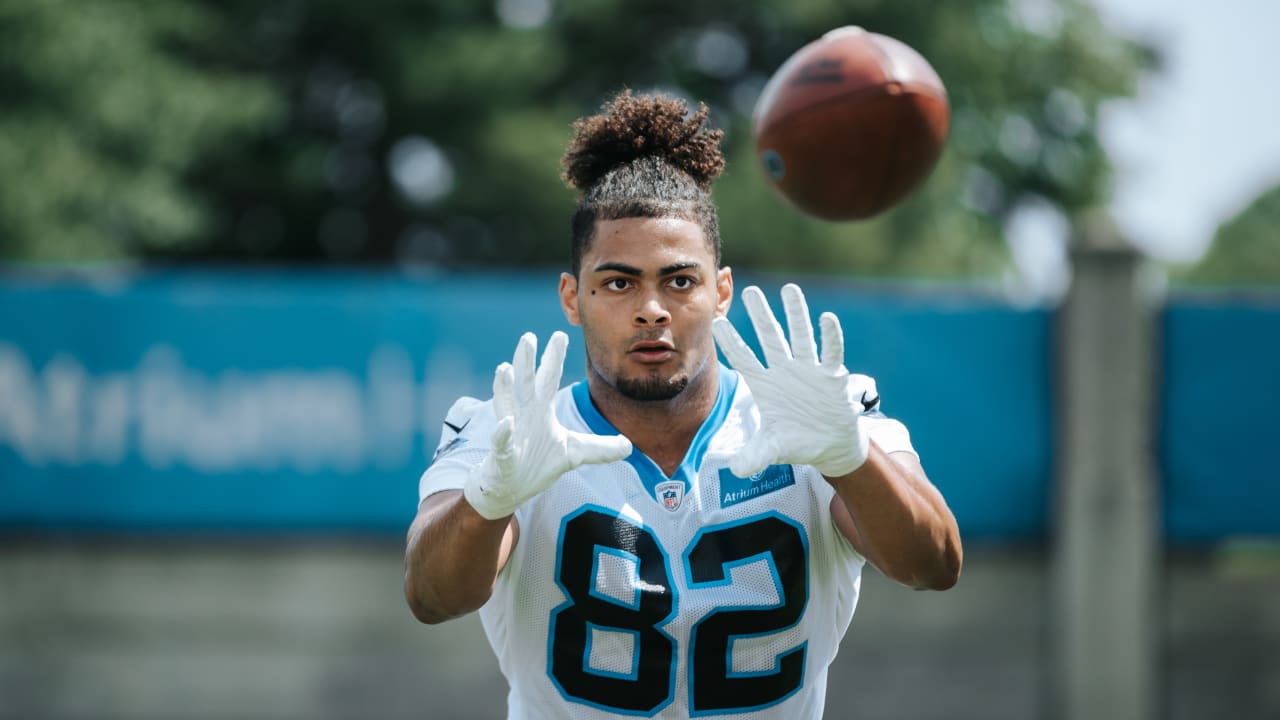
463 331 633 520
712 284 870 479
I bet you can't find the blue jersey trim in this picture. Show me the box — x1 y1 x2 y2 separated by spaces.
583 622 643 681
588 544 643 610
571 366 739 505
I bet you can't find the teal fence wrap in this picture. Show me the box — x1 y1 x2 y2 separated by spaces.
1 269 1273 542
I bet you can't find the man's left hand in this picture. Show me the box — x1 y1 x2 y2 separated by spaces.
712 283 869 479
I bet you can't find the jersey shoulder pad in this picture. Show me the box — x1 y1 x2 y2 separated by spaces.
432 396 494 461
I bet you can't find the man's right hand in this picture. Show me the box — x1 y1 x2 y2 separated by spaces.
463 331 633 520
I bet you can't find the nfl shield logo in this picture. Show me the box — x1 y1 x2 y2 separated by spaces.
655 481 684 512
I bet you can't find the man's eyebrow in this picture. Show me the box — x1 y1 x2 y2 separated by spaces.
590 261 703 276
592 262 643 276
659 262 701 276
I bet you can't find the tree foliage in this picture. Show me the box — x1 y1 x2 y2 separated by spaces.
0 1 281 261
1176 183 1280 287
0 0 1155 277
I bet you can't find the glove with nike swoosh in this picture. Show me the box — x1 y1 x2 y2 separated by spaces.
464 331 634 520
712 284 870 479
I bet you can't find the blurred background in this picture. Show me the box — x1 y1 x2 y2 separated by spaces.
0 0 1277 718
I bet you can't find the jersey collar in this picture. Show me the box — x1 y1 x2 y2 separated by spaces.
571 365 739 498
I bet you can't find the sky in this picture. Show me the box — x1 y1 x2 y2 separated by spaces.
1091 0 1280 263
1004 0 1279 297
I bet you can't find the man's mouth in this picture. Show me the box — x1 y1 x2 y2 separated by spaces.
629 340 675 362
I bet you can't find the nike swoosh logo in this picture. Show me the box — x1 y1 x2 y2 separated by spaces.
861 394 880 411
443 419 470 434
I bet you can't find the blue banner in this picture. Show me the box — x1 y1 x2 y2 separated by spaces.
1162 293 1280 543
0 269 1053 538
0 268 569 532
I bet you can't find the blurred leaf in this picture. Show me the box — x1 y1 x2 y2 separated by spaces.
1174 183 1280 287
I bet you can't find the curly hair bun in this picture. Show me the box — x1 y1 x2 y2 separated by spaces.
562 89 726 193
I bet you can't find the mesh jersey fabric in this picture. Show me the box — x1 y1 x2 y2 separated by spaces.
418 366 916 719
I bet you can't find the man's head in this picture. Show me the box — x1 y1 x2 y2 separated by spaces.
557 90 732 404
561 90 725 278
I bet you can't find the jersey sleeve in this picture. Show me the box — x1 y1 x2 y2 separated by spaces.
847 373 917 457
417 396 496 502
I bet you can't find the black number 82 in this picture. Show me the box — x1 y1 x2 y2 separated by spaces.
548 506 809 715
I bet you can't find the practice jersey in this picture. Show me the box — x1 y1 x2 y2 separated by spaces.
419 366 915 720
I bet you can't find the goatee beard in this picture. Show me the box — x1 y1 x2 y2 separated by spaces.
615 374 690 402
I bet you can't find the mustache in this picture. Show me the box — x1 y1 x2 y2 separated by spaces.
628 330 674 346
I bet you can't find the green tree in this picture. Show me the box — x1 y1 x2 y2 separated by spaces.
0 1 281 262
0 0 1155 278
1175 183 1280 287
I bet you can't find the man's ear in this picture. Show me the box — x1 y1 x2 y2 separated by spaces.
715 266 734 317
559 272 582 326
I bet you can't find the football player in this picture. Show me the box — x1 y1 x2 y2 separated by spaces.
404 90 961 719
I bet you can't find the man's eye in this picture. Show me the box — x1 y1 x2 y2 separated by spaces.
670 276 695 289
606 278 631 291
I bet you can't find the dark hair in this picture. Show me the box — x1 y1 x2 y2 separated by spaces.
561 89 726 276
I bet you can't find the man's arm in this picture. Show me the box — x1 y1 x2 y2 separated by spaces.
713 283 962 591
827 446 961 590
403 331 631 625
404 490 518 624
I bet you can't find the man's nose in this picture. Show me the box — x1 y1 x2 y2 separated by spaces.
635 292 671 326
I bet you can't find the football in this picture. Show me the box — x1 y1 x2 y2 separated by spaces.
753 26 950 221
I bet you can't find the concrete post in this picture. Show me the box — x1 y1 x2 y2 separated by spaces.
1050 219 1160 720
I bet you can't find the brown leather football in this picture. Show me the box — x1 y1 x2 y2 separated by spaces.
753 26 950 221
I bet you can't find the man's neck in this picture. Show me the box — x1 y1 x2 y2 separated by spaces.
586 363 720 477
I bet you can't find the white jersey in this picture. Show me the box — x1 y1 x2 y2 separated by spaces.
419 367 915 720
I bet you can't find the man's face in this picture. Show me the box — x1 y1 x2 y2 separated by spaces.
559 216 733 402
